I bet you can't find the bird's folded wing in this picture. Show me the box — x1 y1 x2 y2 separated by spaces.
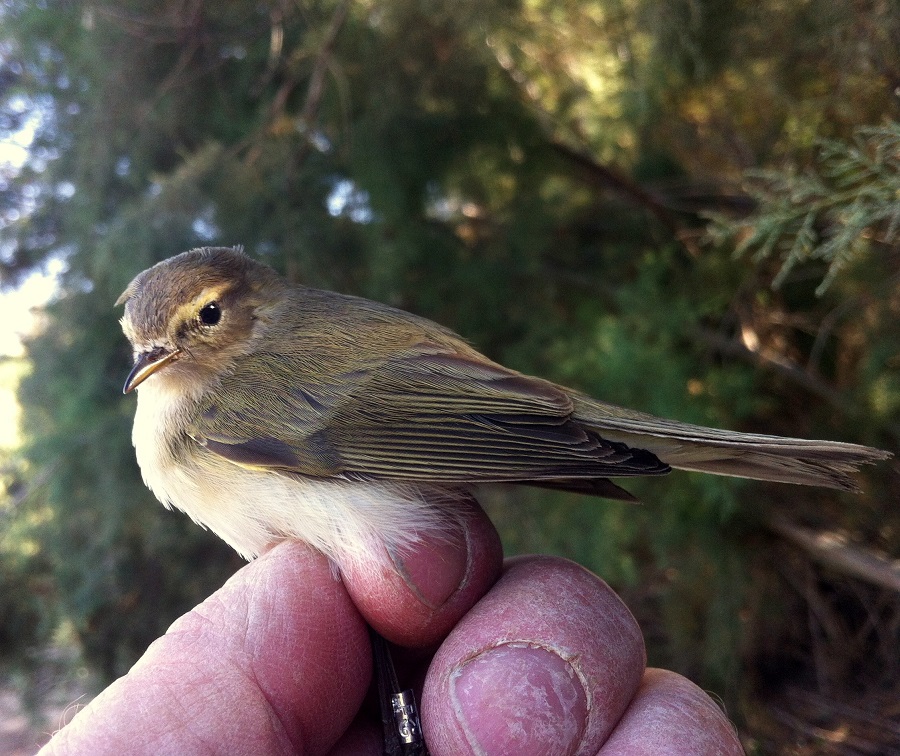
189 345 669 483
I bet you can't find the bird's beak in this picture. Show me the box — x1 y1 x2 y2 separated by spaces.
123 347 181 394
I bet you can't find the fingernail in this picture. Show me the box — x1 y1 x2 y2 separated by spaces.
390 521 469 610
450 644 588 755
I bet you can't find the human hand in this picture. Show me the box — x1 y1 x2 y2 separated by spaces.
41 499 743 755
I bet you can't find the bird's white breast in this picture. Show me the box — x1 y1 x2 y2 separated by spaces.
132 376 454 572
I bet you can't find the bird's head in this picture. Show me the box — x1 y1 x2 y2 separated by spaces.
117 247 282 394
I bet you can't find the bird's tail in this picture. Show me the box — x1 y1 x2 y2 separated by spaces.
571 395 892 492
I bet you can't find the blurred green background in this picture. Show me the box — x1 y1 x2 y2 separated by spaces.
1 0 898 752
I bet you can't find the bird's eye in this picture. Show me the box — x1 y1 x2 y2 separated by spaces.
199 301 222 326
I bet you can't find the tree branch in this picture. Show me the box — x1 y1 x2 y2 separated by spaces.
294 0 352 157
547 139 683 235
692 326 846 409
768 516 900 593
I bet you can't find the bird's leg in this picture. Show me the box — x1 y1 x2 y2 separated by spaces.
370 627 428 756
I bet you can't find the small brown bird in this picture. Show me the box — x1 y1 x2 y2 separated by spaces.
118 247 890 574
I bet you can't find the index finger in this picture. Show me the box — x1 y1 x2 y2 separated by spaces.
339 496 504 647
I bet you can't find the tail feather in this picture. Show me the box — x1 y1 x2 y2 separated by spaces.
571 396 892 491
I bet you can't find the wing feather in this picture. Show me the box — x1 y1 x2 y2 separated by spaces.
190 344 669 483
